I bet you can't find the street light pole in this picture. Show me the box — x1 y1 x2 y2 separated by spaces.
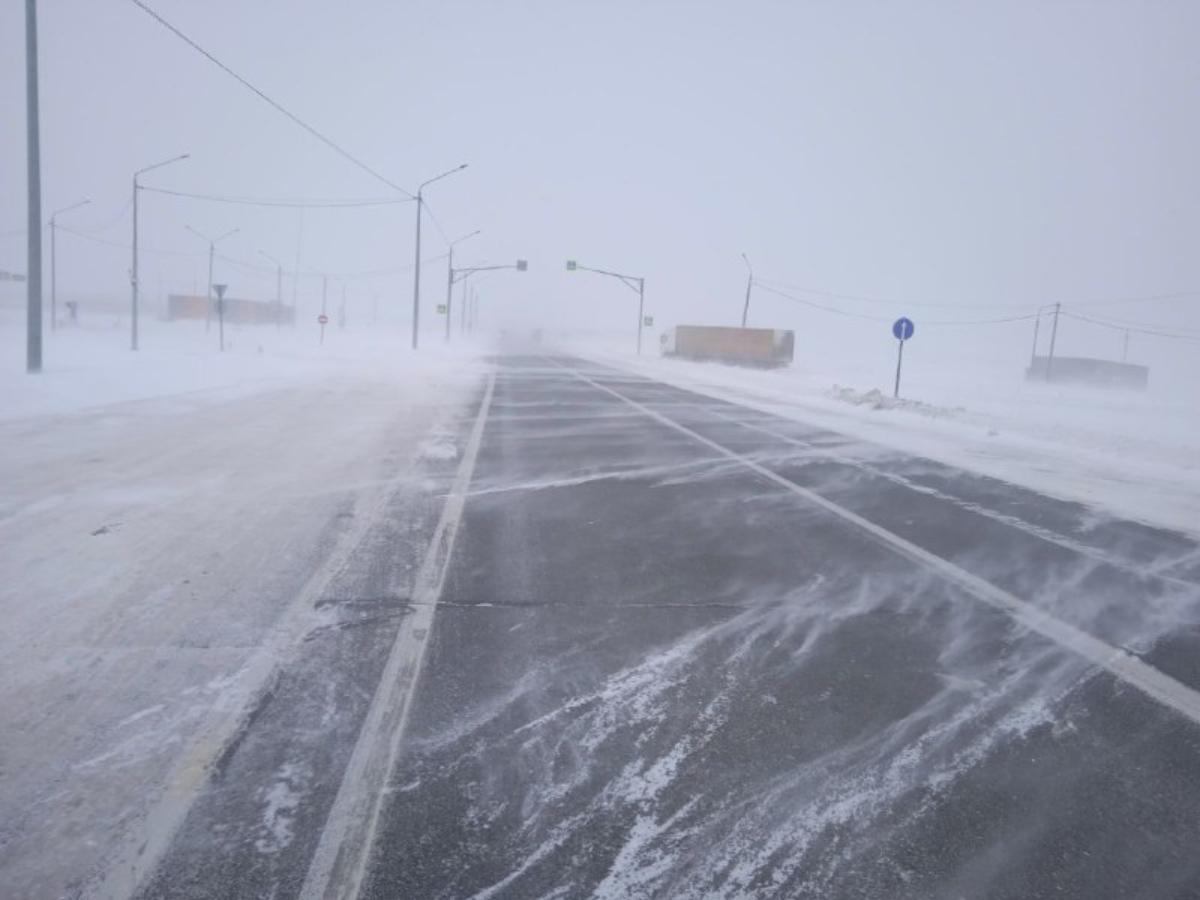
444 229 481 342
1046 302 1062 382
25 0 42 373
259 250 283 329
186 225 237 332
637 278 646 355
411 163 467 350
49 200 89 332
132 153 189 350
740 253 753 328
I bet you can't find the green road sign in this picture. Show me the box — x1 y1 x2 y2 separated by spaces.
643 315 654 327
437 304 448 314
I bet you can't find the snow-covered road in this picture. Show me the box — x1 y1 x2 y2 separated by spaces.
0 358 481 898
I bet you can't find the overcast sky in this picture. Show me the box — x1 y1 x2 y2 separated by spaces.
3 0 1199 369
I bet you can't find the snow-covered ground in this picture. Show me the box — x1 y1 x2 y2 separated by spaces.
571 333 1200 538
0 312 484 897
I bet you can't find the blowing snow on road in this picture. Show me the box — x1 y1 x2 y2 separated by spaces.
7 1 1200 897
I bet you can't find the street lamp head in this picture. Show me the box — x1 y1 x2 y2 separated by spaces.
135 152 191 178
566 260 577 271
516 260 528 272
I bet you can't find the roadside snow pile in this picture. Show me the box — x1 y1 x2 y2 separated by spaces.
829 384 966 419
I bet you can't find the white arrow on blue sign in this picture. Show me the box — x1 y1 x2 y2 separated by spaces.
892 317 914 341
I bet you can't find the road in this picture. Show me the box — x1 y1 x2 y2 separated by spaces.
146 353 1200 899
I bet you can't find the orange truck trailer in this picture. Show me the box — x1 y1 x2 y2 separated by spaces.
661 325 794 368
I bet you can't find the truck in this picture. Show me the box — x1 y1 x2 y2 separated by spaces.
661 325 794 368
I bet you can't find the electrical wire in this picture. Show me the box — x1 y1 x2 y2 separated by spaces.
140 186 412 209
127 0 415 199
754 276 1033 311
755 282 1037 325
1060 311 1200 342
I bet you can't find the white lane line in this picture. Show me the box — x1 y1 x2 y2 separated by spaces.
299 372 496 900
559 362 1200 728
89 427 451 900
703 407 1200 592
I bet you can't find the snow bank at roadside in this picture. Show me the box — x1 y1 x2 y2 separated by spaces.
0 310 482 421
572 338 1200 537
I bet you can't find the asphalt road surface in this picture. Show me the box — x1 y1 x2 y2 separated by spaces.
147 353 1200 900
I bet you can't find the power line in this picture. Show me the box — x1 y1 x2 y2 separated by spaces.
57 223 200 258
756 282 1037 325
127 0 415 199
140 186 413 209
1060 310 1200 342
754 276 1032 311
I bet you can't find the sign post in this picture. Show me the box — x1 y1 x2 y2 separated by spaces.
891 317 914 398
317 312 329 345
213 283 228 352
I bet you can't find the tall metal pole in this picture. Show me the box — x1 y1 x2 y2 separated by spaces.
205 241 215 331
131 175 139 350
445 247 454 342
411 191 422 349
49 214 56 333
894 339 905 398
740 253 753 328
25 0 42 372
460 275 468 334
1046 302 1061 382
319 275 327 345
637 278 645 355
1030 312 1041 367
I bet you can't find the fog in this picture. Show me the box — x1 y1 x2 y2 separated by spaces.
4 0 1200 385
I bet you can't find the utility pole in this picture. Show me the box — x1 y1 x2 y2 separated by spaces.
205 241 214 330
48 202 88 335
25 0 42 373
213 283 227 351
637 278 645 355
1046 302 1061 382
260 250 284 329
131 176 138 350
411 190 422 349
1122 329 1130 363
133 154 189 350
740 253 753 328
187 225 237 332
445 246 454 342
1030 314 1041 368
443 230 481 342
410 164 467 350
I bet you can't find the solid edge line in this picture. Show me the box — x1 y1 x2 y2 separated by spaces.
299 371 497 900
559 360 1200 729
88 416 442 900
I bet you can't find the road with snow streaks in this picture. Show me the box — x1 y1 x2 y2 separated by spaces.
149 353 1200 900
350 354 1200 900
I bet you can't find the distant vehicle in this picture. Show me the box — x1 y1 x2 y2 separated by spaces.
662 325 794 368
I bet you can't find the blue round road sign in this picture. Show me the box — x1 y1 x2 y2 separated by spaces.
892 317 915 341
